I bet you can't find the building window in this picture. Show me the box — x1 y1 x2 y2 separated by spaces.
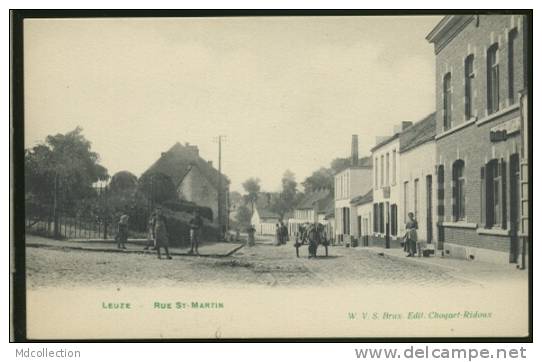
390 204 397 236
373 203 378 233
385 153 390 186
392 150 397 185
487 43 500 114
414 179 419 218
484 159 506 228
452 160 466 221
443 72 452 130
403 181 409 223
464 55 475 119
375 157 378 189
380 155 384 187
508 28 518 104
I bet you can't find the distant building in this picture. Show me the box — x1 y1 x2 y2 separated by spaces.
399 113 437 248
288 189 333 236
351 189 373 247
334 135 372 244
427 14 527 264
144 142 230 227
251 206 280 235
370 124 409 248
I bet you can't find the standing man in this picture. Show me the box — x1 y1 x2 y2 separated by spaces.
189 210 203 255
153 207 172 260
144 211 156 250
307 223 321 258
247 224 256 246
116 212 129 249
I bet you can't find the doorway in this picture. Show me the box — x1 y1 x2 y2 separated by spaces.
426 175 433 244
436 165 445 250
509 154 520 263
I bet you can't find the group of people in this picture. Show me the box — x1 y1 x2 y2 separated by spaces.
274 221 289 245
403 212 423 257
116 208 204 260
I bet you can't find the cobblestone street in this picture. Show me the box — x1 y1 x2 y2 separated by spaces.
26 235 528 289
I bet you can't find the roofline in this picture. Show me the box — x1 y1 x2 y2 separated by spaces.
333 164 372 176
425 15 454 43
399 136 436 154
426 15 475 54
370 133 400 152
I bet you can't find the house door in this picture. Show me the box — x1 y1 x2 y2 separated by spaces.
357 215 362 238
509 154 521 263
426 175 433 244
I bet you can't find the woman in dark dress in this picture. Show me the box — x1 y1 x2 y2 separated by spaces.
404 212 418 257
153 207 172 260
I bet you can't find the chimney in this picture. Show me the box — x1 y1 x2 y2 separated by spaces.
351 135 359 166
207 160 213 167
393 121 414 135
184 143 199 157
402 121 413 131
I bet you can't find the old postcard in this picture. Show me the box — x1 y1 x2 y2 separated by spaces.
13 11 532 340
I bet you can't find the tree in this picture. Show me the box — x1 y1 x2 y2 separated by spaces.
242 177 261 213
24 127 109 216
301 157 354 194
109 171 138 193
137 172 178 205
270 170 298 218
301 167 334 193
107 171 139 213
236 204 253 228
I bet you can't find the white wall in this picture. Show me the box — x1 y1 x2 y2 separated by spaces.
372 138 401 238
399 140 437 243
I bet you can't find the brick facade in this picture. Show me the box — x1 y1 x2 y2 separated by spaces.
428 15 526 263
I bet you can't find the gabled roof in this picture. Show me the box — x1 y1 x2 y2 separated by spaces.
296 189 331 210
399 113 436 153
370 133 400 152
316 193 335 215
350 189 373 206
143 142 229 190
256 207 280 220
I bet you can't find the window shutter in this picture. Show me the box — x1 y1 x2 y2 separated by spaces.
481 166 487 227
485 164 494 227
501 158 507 229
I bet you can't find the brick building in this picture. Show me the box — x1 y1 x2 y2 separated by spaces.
426 15 527 264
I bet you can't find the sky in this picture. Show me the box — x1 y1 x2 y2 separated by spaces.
24 15 440 192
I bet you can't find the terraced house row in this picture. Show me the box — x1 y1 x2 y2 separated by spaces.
332 14 530 267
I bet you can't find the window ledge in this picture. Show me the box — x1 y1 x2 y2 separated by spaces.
435 118 477 140
476 227 510 236
442 221 478 229
477 103 520 126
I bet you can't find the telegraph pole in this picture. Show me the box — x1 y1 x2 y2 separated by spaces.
214 135 226 240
